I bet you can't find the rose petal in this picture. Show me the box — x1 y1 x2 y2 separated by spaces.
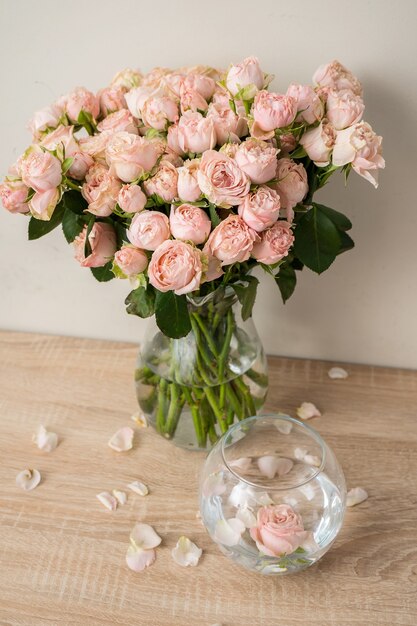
32 425 58 452
126 545 156 572
228 483 273 508
275 421 293 435
301 532 320 553
294 447 309 461
346 487 368 507
108 426 134 452
171 536 202 567
127 480 149 496
299 483 316 501
214 518 245 547
96 491 117 511
131 412 148 428
236 507 257 528
296 402 322 420
229 457 252 472
203 471 226 497
130 523 161 550
328 367 349 379
257 455 294 479
16 469 41 491
304 454 321 467
112 489 127 505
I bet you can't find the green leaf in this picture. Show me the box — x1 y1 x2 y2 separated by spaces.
232 275 259 321
155 291 191 338
84 215 95 258
125 285 156 318
90 261 114 282
293 205 341 274
289 145 307 159
61 189 87 215
62 157 74 175
62 208 86 243
275 264 297 303
28 203 65 240
113 221 127 248
208 203 221 227
77 110 96 135
337 231 355 255
315 204 352 232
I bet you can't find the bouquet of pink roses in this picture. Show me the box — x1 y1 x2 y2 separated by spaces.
1 57 384 448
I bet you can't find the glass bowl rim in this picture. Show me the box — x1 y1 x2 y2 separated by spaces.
220 413 327 491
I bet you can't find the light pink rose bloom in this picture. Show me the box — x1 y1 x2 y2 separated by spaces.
167 124 186 156
286 83 324 125
219 143 239 159
40 125 78 157
177 158 201 201
238 186 281 232
299 120 337 166
65 87 100 122
148 239 203 295
251 221 294 264
118 184 147 213
97 109 138 134
125 85 155 118
252 91 297 135
170 203 211 244
127 210 170 250
28 103 62 138
105 132 163 182
68 151 94 180
163 72 185 97
273 158 308 220
143 160 178 202
28 187 60 221
226 56 264 96
162 148 184 168
178 111 216 154
142 96 179 130
332 121 385 187
212 86 231 107
326 88 365 130
180 84 208 114
111 68 142 91
82 163 122 217
235 138 278 184
197 150 250 208
250 504 308 556
114 246 148 276
97 86 126 116
74 222 117 268
0 180 29 213
279 133 297 154
79 131 112 163
142 67 171 90
206 103 247 145
21 148 62 192
203 214 258 266
313 60 362 96
183 73 216 100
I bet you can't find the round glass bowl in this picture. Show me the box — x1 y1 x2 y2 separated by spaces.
199 414 346 575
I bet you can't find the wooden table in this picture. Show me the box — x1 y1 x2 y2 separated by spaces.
1 331 416 626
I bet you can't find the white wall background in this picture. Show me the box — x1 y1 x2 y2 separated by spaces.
0 0 416 368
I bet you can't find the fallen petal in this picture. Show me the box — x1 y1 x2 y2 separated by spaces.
299 483 316 501
229 457 252 473
294 447 308 461
256 491 274 506
296 402 322 420
236 507 257 528
130 523 161 550
257 455 293 479
126 545 156 572
16 469 41 491
276 421 293 435
127 481 149 496
203 471 226 497
171 536 202 567
32 425 58 452
328 367 348 379
304 454 321 467
96 491 117 511
214 518 245 547
108 426 134 452
346 487 368 507
112 489 127 505
131 412 148 428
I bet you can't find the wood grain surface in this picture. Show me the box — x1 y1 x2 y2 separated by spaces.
0 331 416 626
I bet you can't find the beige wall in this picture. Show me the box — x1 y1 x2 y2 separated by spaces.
1 0 416 368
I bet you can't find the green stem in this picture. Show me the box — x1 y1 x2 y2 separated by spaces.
191 311 218 357
205 386 227 433
155 379 169 433
183 387 205 448
219 309 234 382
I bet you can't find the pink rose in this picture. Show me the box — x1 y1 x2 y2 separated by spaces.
238 186 281 232
226 56 264 96
28 104 62 138
183 73 216 100
251 220 294 264
28 187 60 221
143 160 178 202
163 72 185 97
65 87 100 122
212 86 231 107
286 83 324 125
162 148 184 168
206 103 247 145
169 203 211 244
203 214 258 266
74 222 117 268
142 67 171 90
21 148 62 193
82 163 122 216
68 152 94 180
125 86 155 118
114 246 148 276
197 150 250 208
273 158 308 220
235 138 278 184
299 120 337 166
252 91 297 135
105 132 163 182
178 111 216 154
111 68 142 90
332 121 385 187
177 158 201 202
142 96 179 130
250 504 308 556
325 88 365 130
148 239 203 295
97 86 126 116
118 184 147 213
219 143 239 159
167 124 186 156
279 133 297 154
40 125 78 156
79 132 112 163
97 109 138 134
127 210 170 250
180 84 208 114
0 180 29 214
313 60 362 96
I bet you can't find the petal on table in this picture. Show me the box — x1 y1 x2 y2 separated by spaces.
96 491 117 511
112 489 127 505
171 536 202 567
126 545 156 572
130 523 162 550
131 412 148 428
328 367 348 379
346 487 368 507
108 426 134 452
16 469 41 491
32 425 58 452
296 402 322 420
127 481 149 496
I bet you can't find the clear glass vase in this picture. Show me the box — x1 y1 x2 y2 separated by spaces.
135 286 268 450
199 414 346 575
